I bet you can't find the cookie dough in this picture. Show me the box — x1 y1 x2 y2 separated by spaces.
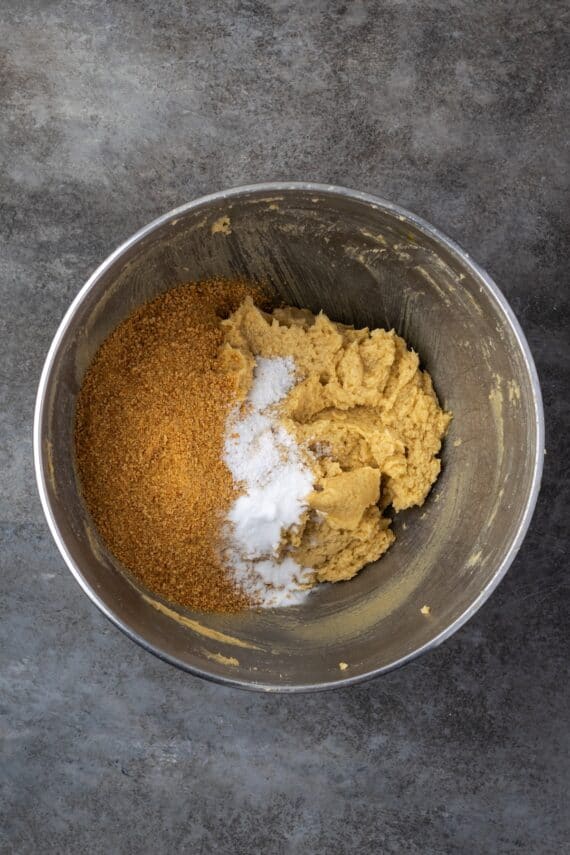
221 298 451 585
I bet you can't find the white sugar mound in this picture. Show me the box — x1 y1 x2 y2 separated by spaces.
223 356 314 607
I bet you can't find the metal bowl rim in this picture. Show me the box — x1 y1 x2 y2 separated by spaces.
33 181 545 692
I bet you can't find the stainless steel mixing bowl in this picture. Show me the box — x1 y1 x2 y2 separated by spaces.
34 182 544 691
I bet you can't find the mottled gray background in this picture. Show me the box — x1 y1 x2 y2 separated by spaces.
1 1 569 853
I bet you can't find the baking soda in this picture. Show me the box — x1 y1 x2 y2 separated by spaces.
223 356 314 606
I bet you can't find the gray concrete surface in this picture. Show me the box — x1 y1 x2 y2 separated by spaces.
1 1 569 852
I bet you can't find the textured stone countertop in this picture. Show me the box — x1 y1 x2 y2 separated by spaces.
1 2 568 853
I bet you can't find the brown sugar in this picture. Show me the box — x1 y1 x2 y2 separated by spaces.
74 278 264 613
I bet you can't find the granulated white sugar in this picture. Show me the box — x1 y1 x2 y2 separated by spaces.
223 356 314 607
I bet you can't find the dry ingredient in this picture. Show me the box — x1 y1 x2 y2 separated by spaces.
75 278 264 613
222 356 314 606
